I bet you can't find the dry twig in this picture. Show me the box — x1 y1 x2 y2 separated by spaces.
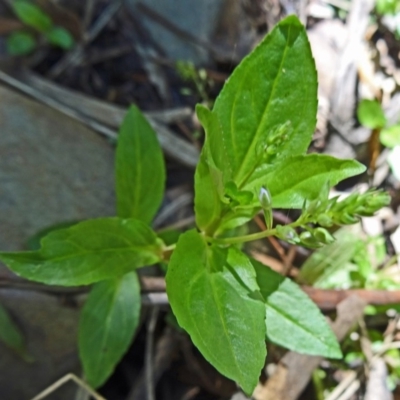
30 373 105 400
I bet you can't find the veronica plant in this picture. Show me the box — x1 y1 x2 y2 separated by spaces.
0 16 389 394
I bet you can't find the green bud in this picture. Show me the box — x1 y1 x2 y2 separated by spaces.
299 231 322 248
255 141 267 159
266 144 278 155
259 186 273 230
313 228 335 245
334 194 357 212
353 205 368 215
259 186 272 209
317 213 333 227
267 121 292 145
306 199 321 214
299 231 312 241
276 225 299 243
364 191 391 210
338 212 359 225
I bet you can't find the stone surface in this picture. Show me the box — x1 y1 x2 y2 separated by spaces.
0 84 115 252
0 290 81 400
126 0 225 64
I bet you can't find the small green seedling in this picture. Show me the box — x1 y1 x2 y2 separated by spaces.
0 16 389 394
357 98 400 180
176 60 212 105
7 0 74 55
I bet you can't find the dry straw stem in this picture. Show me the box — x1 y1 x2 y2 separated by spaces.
30 373 105 400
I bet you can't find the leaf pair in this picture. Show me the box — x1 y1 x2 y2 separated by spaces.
0 106 165 287
79 106 166 388
166 230 341 394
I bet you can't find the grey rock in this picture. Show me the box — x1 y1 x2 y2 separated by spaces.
126 0 226 64
0 290 81 400
0 84 115 253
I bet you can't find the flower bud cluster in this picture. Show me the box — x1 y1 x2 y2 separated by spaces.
275 225 335 248
275 188 389 249
255 121 292 163
306 189 390 227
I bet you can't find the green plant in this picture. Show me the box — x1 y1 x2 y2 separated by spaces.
7 0 74 55
0 16 390 394
357 98 400 180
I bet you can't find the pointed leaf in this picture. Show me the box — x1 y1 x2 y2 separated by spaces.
0 218 163 286
251 259 342 358
116 105 165 223
208 16 317 186
79 271 141 387
245 154 366 208
166 230 266 394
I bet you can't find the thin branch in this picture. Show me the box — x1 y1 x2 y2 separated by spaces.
30 373 105 400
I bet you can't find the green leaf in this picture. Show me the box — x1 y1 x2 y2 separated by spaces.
0 218 163 286
6 31 36 55
244 154 366 208
116 105 165 224
381 125 400 148
12 0 53 32
166 230 266 394
357 99 386 129
207 15 317 186
45 26 74 49
79 271 141 388
0 302 30 360
251 259 342 358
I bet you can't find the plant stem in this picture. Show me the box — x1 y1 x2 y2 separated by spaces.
205 219 304 246
163 244 176 252
206 228 277 245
